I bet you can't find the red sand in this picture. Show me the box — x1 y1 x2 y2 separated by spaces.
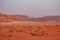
0 22 60 40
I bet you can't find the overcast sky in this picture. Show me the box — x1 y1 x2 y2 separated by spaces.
0 0 60 17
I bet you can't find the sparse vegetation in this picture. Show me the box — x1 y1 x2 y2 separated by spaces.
26 25 46 36
0 22 60 40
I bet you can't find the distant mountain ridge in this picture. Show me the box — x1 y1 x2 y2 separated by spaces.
13 15 29 21
30 16 60 22
0 13 60 22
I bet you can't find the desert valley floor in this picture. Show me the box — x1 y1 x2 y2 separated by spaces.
0 21 60 40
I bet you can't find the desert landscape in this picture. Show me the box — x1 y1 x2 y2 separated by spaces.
0 0 60 40
0 13 60 40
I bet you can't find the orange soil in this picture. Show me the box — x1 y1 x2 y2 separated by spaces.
0 22 60 40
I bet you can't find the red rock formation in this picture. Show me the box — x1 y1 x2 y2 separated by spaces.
30 16 60 22
0 13 20 22
0 13 60 22
13 15 29 21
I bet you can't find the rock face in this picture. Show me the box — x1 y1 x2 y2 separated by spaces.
30 16 60 22
0 13 60 22
0 13 20 22
14 15 29 21
13 16 60 22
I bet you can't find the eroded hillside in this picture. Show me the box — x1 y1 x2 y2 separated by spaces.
0 13 20 22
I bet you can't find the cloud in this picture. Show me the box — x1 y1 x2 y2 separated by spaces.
0 0 60 17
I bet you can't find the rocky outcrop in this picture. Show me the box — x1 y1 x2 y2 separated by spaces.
0 13 20 22
0 13 60 22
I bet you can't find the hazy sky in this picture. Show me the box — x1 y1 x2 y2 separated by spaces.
0 0 60 17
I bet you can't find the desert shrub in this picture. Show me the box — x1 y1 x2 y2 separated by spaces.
2 34 12 38
55 25 60 27
16 29 24 32
26 25 46 36
30 31 45 36
0 26 2 30
9 25 16 32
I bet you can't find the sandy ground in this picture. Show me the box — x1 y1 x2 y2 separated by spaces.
0 21 60 40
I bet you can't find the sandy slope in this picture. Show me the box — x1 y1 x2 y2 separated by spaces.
0 21 60 40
